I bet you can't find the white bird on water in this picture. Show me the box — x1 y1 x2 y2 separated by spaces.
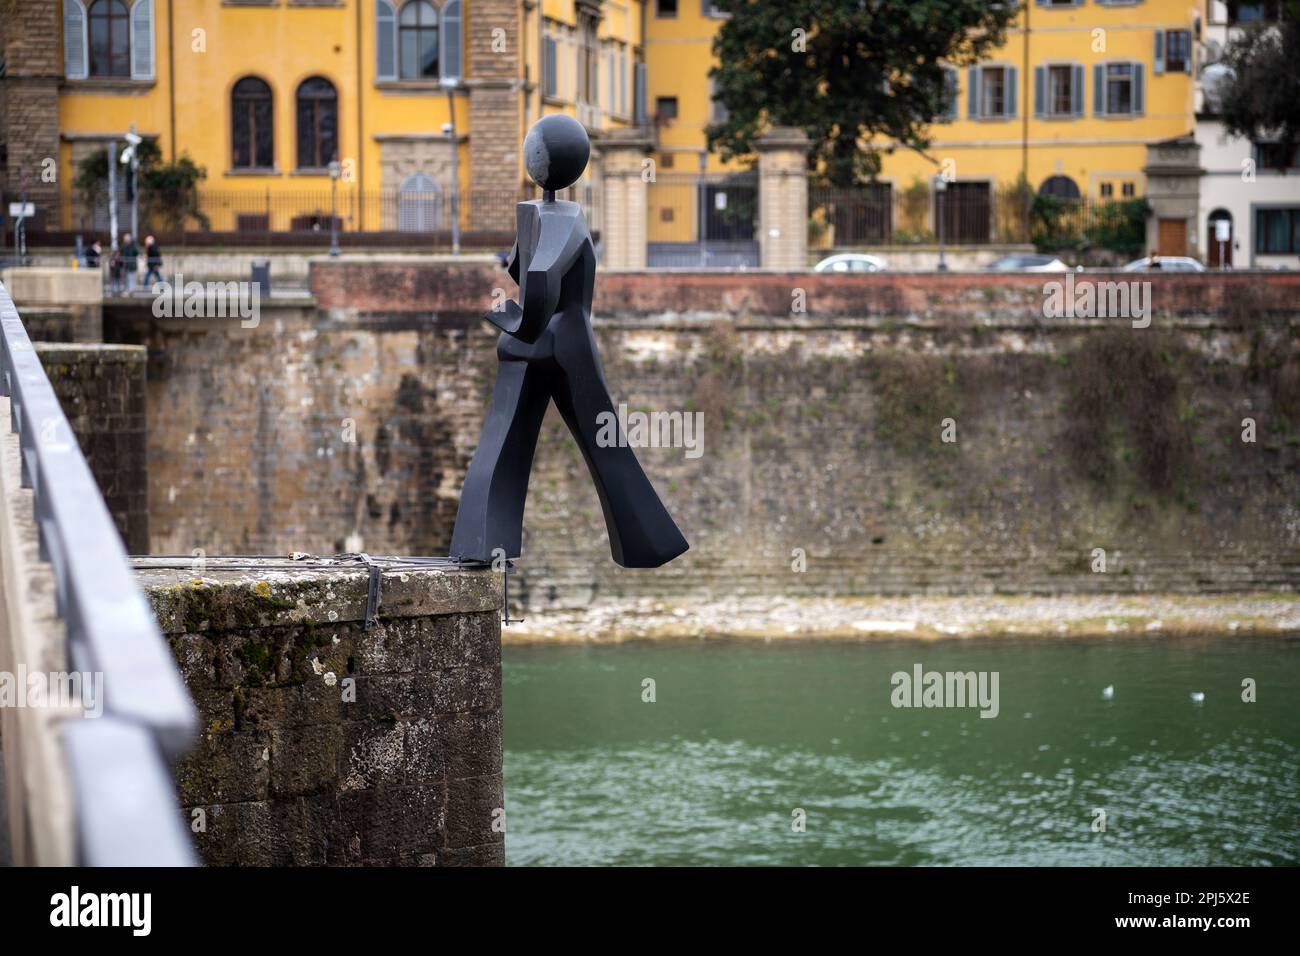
1102 685 1114 700
1190 691 1206 703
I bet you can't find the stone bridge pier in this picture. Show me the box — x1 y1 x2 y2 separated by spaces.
135 557 506 867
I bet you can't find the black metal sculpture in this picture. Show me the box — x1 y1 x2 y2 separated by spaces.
450 115 689 569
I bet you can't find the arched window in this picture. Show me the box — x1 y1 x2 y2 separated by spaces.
1038 175 1081 200
88 0 131 76
398 172 442 232
399 1 439 79
296 77 338 170
232 77 274 169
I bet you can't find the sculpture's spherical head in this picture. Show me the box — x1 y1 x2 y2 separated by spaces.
524 115 590 192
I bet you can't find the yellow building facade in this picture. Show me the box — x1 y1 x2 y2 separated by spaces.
0 0 648 234
643 0 1201 249
0 0 1200 247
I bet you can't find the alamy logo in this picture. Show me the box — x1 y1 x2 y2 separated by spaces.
1042 273 1151 329
50 886 151 936
0 666 103 718
151 272 261 328
890 664 1000 719
596 404 704 460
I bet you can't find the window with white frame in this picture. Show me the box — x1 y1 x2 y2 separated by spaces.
1034 63 1083 117
374 0 462 84
968 65 1017 119
1094 62 1144 116
64 0 155 80
1155 29 1192 74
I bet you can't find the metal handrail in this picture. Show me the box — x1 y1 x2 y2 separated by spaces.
0 281 197 865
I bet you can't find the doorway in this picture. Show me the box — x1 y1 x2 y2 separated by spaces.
1157 218 1188 257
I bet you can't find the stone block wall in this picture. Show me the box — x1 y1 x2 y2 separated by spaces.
36 343 148 554
138 559 505 866
104 263 1300 610
2 268 104 342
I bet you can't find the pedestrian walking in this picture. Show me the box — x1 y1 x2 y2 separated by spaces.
121 232 140 292
109 245 125 295
143 234 163 288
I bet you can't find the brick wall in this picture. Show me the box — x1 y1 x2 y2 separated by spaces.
0 0 62 226
139 560 504 866
466 0 521 231
105 263 1300 609
36 343 149 554
309 259 1300 321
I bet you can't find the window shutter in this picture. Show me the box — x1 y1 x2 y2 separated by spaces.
1034 66 1045 117
1072 64 1084 116
634 61 647 123
1094 64 1105 115
1133 62 1144 115
608 50 616 114
943 69 958 121
1007 66 1017 118
63 0 87 79
376 0 397 82
544 37 557 97
441 0 462 82
1153 31 1165 75
968 67 980 119
130 0 154 80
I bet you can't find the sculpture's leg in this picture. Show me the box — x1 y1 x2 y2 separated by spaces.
548 325 689 569
450 355 550 562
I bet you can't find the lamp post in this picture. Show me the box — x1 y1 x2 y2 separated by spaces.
441 77 461 256
123 125 142 241
107 143 119 259
935 175 948 272
328 160 341 256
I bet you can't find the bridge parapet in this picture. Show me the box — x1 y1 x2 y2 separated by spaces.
0 280 197 865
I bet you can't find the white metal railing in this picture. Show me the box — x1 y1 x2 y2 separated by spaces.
0 280 197 865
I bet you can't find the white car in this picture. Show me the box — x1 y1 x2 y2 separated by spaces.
986 254 1071 272
814 253 888 273
1122 256 1205 272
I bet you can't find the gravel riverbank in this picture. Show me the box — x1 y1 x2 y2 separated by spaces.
502 592 1300 643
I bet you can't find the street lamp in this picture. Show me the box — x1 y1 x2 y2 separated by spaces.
935 175 948 272
441 76 461 256
328 160 341 256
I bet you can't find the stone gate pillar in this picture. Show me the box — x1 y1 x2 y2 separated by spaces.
756 127 810 271
600 129 654 271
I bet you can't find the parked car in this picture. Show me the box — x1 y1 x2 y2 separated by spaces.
985 254 1071 272
814 253 888 273
1122 256 1206 272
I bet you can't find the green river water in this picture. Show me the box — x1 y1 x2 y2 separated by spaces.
501 635 1300 866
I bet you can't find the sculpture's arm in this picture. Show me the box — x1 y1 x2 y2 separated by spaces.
505 240 520 286
485 212 581 344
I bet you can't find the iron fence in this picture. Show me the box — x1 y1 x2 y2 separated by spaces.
811 182 1032 247
0 282 197 865
65 187 539 244
647 172 760 268
811 182 1148 255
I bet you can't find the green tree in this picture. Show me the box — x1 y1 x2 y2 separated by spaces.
74 138 209 231
1218 3 1300 170
706 0 1017 186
